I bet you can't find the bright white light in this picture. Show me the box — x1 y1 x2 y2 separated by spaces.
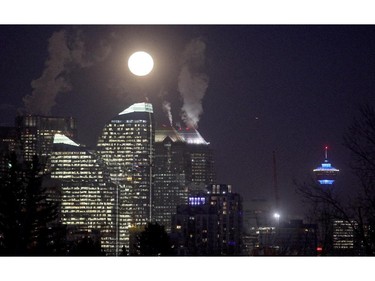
53 134 80 147
119 102 153 115
128 51 154 76
274 213 280 219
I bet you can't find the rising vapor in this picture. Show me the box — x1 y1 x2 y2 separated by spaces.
162 101 173 126
178 38 209 129
22 29 110 115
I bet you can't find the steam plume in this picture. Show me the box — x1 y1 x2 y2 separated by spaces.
23 29 110 115
162 101 173 126
178 38 209 129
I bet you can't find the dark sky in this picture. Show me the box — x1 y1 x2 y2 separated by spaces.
2 25 375 220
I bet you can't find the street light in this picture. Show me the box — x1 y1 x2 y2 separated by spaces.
273 212 280 226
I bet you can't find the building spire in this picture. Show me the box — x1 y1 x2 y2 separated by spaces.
273 150 280 211
325 146 328 160
313 146 339 185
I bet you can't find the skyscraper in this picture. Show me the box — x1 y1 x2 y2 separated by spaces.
179 127 215 193
16 115 77 170
51 134 115 255
153 125 189 232
206 184 243 255
171 184 243 255
313 146 339 185
153 125 215 233
0 126 18 177
97 102 154 253
332 219 358 256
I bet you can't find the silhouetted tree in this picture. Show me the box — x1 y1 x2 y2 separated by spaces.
136 222 173 256
296 104 375 255
119 245 128 256
296 181 344 255
0 152 66 255
342 103 375 255
68 236 105 256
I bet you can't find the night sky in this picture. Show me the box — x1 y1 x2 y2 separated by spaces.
2 25 375 220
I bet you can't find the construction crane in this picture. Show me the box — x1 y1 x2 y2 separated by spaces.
272 150 280 213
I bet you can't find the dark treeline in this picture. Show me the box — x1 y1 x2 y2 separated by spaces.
0 152 172 256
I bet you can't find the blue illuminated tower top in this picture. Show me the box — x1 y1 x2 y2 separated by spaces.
313 146 339 185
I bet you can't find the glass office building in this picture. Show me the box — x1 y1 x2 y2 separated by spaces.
97 102 154 253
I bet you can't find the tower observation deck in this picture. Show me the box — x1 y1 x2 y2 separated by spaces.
313 146 339 185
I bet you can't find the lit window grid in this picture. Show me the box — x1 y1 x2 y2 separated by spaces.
51 147 115 253
96 113 154 252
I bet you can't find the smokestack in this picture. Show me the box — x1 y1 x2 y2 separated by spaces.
178 38 209 129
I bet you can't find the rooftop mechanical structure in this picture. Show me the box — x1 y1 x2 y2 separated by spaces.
313 146 339 185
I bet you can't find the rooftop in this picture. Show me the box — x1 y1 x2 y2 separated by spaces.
118 102 153 115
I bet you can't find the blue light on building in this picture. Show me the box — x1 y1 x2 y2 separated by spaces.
313 146 339 185
188 196 206 206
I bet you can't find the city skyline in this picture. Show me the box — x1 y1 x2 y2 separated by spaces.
2 25 375 220
2 2 375 279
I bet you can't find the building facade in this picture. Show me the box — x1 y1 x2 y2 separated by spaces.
153 126 189 232
171 184 243 255
51 134 115 255
179 128 215 193
16 115 77 171
97 102 154 253
0 126 18 177
153 125 215 233
332 219 363 255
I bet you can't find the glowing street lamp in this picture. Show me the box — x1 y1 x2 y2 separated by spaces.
273 212 281 227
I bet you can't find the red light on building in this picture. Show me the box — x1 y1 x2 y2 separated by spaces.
317 246 323 252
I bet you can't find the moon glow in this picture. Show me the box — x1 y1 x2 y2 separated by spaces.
128 51 154 76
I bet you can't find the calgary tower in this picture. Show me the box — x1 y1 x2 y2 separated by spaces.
313 146 340 185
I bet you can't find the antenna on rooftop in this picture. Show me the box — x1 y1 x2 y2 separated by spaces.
273 150 280 211
325 146 328 160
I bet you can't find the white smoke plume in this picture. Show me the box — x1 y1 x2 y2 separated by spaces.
23 29 110 115
178 38 209 129
162 101 173 126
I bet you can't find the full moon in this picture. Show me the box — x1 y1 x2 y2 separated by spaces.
128 51 154 76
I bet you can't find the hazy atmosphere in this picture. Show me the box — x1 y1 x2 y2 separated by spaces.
2 25 375 219
1 2 375 277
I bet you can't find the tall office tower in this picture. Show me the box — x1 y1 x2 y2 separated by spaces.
153 125 215 233
178 127 215 193
206 184 243 255
97 102 154 253
0 126 18 176
171 184 243 255
51 134 115 255
153 125 189 232
313 146 339 185
16 115 77 170
332 219 360 255
172 197 219 255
